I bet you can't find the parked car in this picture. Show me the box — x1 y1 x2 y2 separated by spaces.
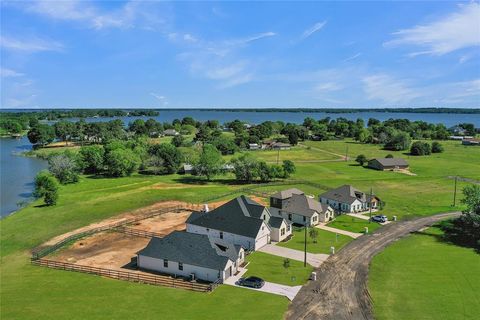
237 276 265 289
370 215 388 223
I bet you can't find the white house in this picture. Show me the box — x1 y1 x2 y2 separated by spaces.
269 188 334 226
137 231 244 282
186 196 291 250
319 185 380 213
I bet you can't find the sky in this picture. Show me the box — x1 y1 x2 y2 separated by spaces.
1 1 479 109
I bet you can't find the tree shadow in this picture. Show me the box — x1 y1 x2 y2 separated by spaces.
33 203 49 208
173 176 249 186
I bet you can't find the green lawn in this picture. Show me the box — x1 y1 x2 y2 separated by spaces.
369 227 480 320
327 215 382 234
223 145 339 163
2 138 479 319
277 227 354 254
244 252 313 286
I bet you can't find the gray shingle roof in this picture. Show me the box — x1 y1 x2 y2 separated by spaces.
370 158 408 167
268 216 285 229
320 185 368 205
186 196 267 238
282 194 329 217
137 231 239 270
270 188 304 200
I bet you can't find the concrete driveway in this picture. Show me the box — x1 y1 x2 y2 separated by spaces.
316 224 363 238
258 244 329 267
224 268 302 301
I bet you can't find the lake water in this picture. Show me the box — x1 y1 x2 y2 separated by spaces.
0 136 48 217
1 110 479 218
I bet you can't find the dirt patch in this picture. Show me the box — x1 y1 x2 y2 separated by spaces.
393 168 417 176
126 210 190 235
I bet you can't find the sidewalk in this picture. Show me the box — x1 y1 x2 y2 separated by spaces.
316 224 363 239
258 244 329 267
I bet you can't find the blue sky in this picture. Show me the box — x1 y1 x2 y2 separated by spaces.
1 1 479 109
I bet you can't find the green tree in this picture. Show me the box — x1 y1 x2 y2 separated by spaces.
431 141 444 153
355 154 368 166
54 120 75 145
105 148 141 177
194 144 224 181
148 143 183 174
27 124 55 146
309 228 319 243
79 145 104 174
48 152 80 184
410 141 431 156
282 160 296 178
384 132 411 151
230 153 259 182
171 135 185 147
33 171 59 206
441 185 480 250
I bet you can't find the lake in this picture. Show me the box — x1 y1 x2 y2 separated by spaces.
1 110 479 218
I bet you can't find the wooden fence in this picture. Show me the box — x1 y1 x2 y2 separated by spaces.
31 259 214 292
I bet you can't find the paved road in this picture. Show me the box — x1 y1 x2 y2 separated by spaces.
286 211 461 320
258 243 329 267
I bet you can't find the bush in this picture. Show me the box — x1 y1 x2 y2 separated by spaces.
34 171 59 206
410 141 431 156
385 154 394 158
355 154 367 166
431 141 444 153
384 132 411 151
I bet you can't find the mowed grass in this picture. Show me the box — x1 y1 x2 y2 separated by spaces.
327 215 382 233
277 227 353 254
369 227 480 320
223 146 339 163
244 251 313 286
0 252 288 320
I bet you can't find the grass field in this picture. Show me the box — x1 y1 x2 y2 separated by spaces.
244 251 313 286
1 138 479 319
277 227 353 254
369 227 480 320
327 215 382 234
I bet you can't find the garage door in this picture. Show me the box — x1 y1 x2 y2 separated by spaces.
255 234 269 250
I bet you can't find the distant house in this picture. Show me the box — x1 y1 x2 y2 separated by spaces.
248 143 260 150
367 158 409 171
271 142 291 150
319 185 380 213
462 138 480 146
269 188 334 225
449 125 466 135
163 129 179 136
186 196 291 250
137 231 244 282
182 164 194 174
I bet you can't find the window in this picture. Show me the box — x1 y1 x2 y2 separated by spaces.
287 224 291 232
164 259 168 268
303 216 306 222
281 228 285 236
220 232 223 239
206 228 209 232
288 214 292 220
313 216 317 222
178 262 183 271
263 215 266 220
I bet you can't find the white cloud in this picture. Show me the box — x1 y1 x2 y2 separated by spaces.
385 2 480 56
0 68 24 78
301 21 327 40
362 73 422 104
236 32 276 44
314 82 342 92
343 52 362 62
23 0 166 30
150 93 168 106
0 35 64 52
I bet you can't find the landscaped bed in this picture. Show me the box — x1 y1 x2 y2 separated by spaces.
244 251 313 286
277 227 354 254
327 215 382 234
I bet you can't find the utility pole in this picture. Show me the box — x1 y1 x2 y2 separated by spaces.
345 145 348 161
369 187 373 223
304 224 307 267
453 176 458 207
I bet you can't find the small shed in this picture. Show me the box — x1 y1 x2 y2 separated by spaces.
368 158 409 171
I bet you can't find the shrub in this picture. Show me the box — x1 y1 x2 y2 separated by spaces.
431 141 444 153
355 154 367 166
410 141 431 156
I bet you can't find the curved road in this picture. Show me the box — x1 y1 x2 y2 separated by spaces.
286 212 461 320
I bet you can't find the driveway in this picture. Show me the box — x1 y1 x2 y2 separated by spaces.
258 244 329 268
316 224 363 239
347 213 392 225
224 267 302 301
